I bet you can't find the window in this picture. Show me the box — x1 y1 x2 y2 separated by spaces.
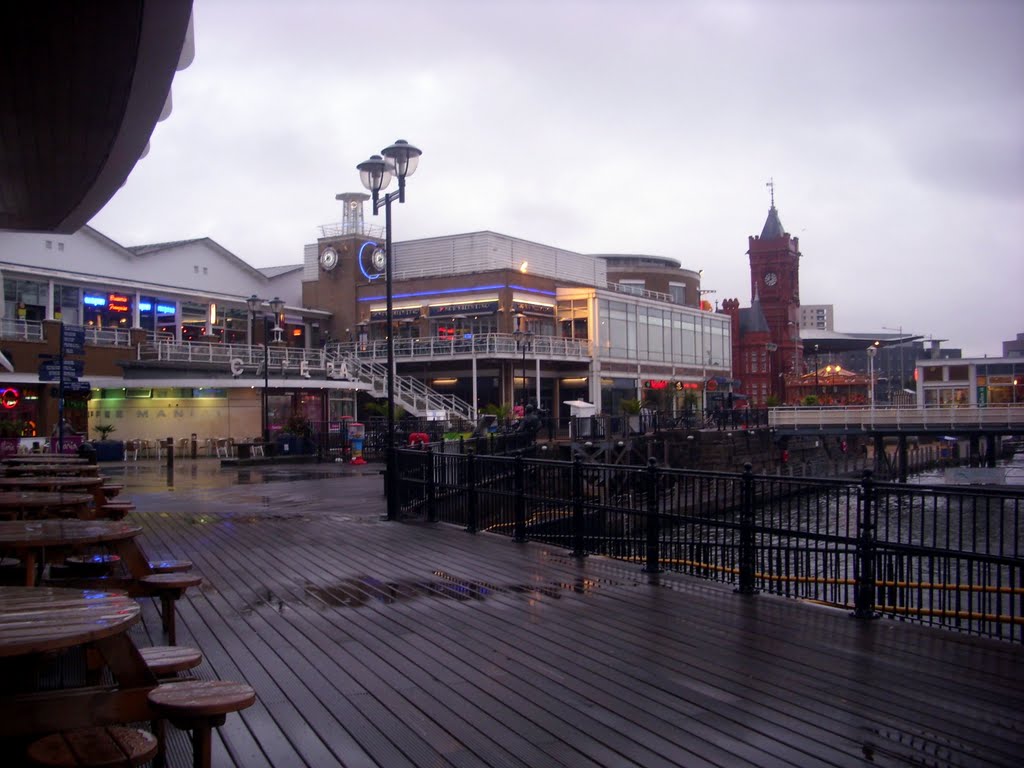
618 280 645 296
669 282 686 304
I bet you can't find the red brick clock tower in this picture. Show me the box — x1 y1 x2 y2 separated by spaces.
747 184 803 398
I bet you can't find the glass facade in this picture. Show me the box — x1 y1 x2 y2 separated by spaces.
595 298 730 368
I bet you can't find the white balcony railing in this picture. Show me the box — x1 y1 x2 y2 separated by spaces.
769 405 1024 431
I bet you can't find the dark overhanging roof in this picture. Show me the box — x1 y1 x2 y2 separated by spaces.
0 1 194 233
800 330 924 354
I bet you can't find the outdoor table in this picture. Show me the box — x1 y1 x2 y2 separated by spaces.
0 519 143 586
1 463 101 477
0 586 158 739
0 477 107 510
0 490 94 521
3 456 90 465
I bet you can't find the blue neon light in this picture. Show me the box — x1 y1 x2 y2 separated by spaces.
359 284 505 302
83 295 105 307
358 240 382 281
508 285 557 296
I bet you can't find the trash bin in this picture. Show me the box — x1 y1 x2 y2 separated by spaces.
236 442 252 460
564 400 597 439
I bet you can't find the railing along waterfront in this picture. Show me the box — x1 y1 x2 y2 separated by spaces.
770 404 1024 431
395 450 1024 642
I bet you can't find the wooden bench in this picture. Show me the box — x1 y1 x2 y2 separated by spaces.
27 725 158 767
139 572 203 645
148 680 256 768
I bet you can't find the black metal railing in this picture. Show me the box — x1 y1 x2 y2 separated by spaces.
394 450 1024 642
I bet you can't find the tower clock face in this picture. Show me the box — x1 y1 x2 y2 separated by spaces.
764 271 778 287
371 247 387 271
319 247 339 271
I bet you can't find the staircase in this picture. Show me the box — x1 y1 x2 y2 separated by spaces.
330 349 476 422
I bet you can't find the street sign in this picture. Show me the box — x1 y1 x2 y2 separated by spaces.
38 359 84 381
62 380 92 393
62 327 85 356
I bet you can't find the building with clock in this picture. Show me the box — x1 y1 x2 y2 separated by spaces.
719 201 804 405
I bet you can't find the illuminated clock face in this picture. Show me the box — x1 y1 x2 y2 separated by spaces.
319 247 339 271
764 271 778 287
371 247 387 271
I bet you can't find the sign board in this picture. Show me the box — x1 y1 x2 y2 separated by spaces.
38 359 84 382
62 380 92 393
61 327 86 356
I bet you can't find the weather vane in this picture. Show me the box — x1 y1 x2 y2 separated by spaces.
765 177 775 208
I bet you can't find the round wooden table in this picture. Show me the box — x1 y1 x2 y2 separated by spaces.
0 586 139 657
0 490 94 520
3 456 90 465
0 520 143 585
2 463 100 477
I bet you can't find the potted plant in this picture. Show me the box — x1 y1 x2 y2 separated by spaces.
91 423 124 462
0 419 22 456
278 413 313 455
620 397 643 433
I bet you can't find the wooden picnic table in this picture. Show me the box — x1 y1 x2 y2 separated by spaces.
0 586 158 739
1 463 101 477
3 455 90 465
0 476 107 509
0 519 143 586
0 490 94 521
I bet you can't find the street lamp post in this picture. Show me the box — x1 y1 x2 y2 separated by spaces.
866 345 877 409
813 344 820 397
246 295 285 445
512 315 534 411
357 140 422 522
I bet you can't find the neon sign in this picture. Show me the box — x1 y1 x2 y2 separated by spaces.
107 294 130 313
0 388 19 409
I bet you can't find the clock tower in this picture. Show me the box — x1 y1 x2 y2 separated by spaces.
747 187 803 393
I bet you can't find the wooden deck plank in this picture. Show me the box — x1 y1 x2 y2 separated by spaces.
97 468 1023 768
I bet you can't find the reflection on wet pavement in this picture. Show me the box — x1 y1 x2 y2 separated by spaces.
302 571 627 610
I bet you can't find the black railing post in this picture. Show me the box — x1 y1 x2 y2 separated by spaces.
736 462 758 594
425 446 436 523
571 455 586 558
513 451 527 543
643 457 662 573
853 469 880 619
465 451 478 533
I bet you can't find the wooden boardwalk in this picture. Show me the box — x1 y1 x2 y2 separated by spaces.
69 466 1024 765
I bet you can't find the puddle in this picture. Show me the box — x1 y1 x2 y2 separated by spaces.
302 571 623 609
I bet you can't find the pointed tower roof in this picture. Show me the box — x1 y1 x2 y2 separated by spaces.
760 206 785 239
739 290 770 334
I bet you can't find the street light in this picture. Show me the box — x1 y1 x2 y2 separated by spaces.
357 139 422 521
512 315 534 411
866 344 878 408
813 343 820 396
246 295 285 445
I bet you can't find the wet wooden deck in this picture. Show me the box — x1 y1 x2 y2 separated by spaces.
58 468 1024 765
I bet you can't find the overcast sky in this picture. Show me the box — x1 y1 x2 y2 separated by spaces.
89 0 1023 358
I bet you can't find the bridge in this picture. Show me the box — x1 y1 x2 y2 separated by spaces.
769 404 1024 435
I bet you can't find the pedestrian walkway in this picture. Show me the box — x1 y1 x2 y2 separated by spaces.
99 460 1024 766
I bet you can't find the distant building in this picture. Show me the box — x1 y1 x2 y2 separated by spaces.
799 304 834 331
1003 332 1024 358
720 199 803 405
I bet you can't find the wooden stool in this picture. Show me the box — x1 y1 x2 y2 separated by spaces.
148 559 193 574
139 573 202 645
27 725 158 767
148 681 256 768
98 501 135 520
140 645 203 677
